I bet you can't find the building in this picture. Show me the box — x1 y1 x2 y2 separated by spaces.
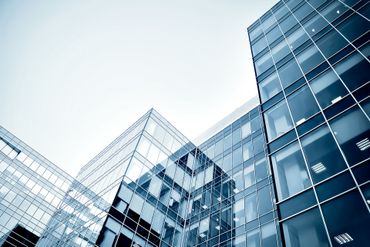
248 0 370 246
1 0 369 246
0 126 74 246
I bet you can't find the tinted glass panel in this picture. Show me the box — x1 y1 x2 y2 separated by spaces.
287 86 320 125
310 69 348 109
296 45 325 73
282 208 330 247
264 100 294 141
330 107 370 165
259 73 282 102
278 59 303 88
316 28 348 58
301 125 347 183
255 52 274 76
334 51 370 91
271 142 311 200
321 190 370 246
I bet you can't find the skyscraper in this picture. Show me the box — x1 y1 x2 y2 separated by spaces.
248 0 370 246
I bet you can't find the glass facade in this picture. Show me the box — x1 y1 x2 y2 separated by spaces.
249 0 370 246
1 0 369 246
0 126 73 246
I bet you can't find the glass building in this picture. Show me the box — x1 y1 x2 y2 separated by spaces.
248 0 370 246
0 126 74 246
1 0 369 246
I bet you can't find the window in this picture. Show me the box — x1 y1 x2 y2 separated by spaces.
244 163 255 188
287 86 320 125
309 69 348 109
233 170 244 193
301 125 347 183
233 147 243 167
282 208 329 247
261 222 278 247
286 27 310 51
252 37 268 56
259 73 282 102
233 128 242 145
321 190 370 246
318 0 349 23
250 27 263 41
337 13 370 42
224 134 232 151
293 2 314 21
279 15 299 33
296 44 325 73
241 121 252 138
303 13 328 37
271 39 291 63
271 142 311 200
245 192 258 222
264 100 294 140
243 141 253 161
330 107 370 165
334 51 370 91
255 51 274 76
316 28 348 59
258 186 273 215
255 158 269 182
266 26 282 45
234 199 245 227
278 59 303 88
253 135 264 155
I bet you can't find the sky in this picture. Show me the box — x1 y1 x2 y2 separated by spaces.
0 0 277 177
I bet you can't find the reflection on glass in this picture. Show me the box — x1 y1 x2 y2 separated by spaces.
296 45 325 73
330 107 370 165
244 163 255 188
271 142 311 200
286 27 310 51
283 208 330 247
278 59 303 88
252 37 268 56
261 222 277 247
321 190 370 246
271 39 291 63
255 51 274 76
301 125 347 183
259 72 282 102
287 86 320 125
264 100 294 140
242 121 252 138
334 51 370 91
234 199 245 227
310 69 348 108
247 228 260 247
245 192 258 222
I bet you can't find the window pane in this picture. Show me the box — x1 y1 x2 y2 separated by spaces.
316 28 348 58
259 72 282 102
245 192 258 222
280 15 299 33
271 142 311 200
321 190 370 246
296 44 325 73
309 69 348 109
258 186 273 215
293 2 314 22
243 141 253 161
303 13 328 37
287 86 320 125
301 125 347 183
286 27 310 51
261 222 278 247
334 51 370 91
330 107 370 165
255 158 269 182
252 37 268 56
241 121 252 138
266 26 282 45
271 39 291 63
278 59 303 88
337 13 370 42
319 0 349 23
234 199 245 227
264 100 294 140
244 163 255 188
255 51 274 76
282 208 330 247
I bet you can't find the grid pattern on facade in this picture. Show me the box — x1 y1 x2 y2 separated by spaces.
248 0 370 246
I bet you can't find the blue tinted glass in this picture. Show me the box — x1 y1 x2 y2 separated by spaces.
278 59 303 88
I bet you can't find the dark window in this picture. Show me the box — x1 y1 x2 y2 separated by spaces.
321 190 370 246
301 125 347 183
282 207 330 247
287 86 320 125
330 106 370 165
278 59 303 88
309 68 349 109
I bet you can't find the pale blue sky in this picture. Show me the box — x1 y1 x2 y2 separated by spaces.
0 0 277 176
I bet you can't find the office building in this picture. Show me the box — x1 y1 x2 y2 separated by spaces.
0 126 74 246
1 0 369 246
248 0 370 246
